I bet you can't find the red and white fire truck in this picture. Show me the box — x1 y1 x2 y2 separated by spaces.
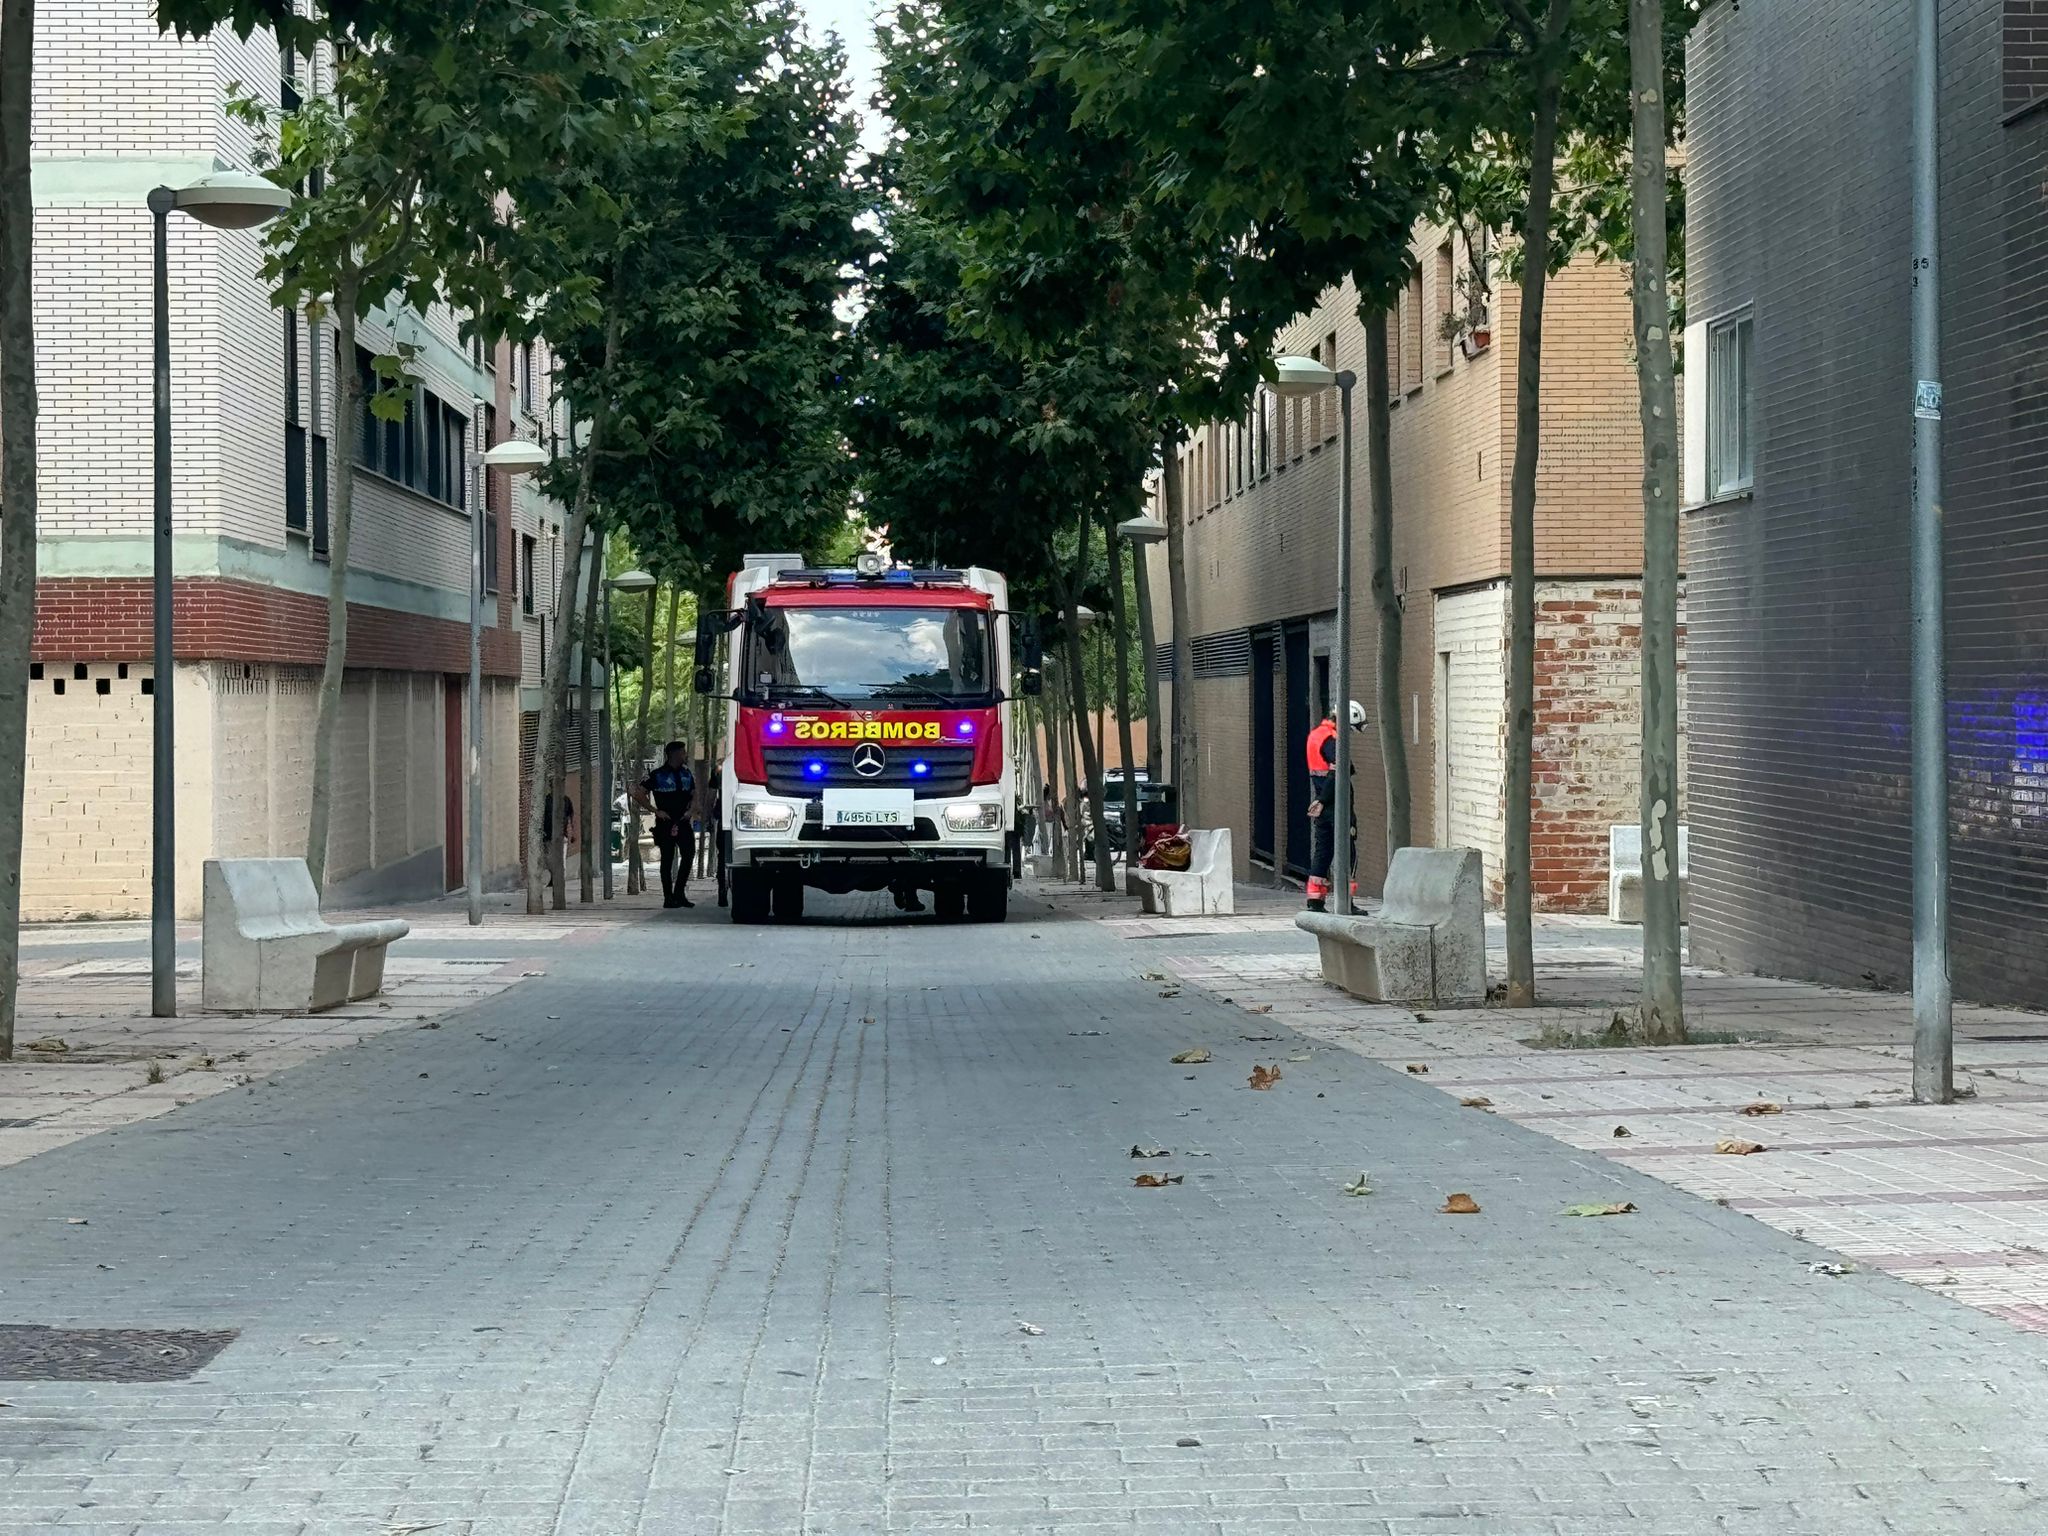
696 551 1033 923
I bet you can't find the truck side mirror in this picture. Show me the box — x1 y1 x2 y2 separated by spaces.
693 621 719 696
1020 617 1044 672
1019 669 1043 697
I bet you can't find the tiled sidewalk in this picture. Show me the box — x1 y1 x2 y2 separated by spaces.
1056 880 2048 1334
0 896 648 1170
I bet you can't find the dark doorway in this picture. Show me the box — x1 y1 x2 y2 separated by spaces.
444 677 464 892
1284 622 1311 877
1250 627 1276 864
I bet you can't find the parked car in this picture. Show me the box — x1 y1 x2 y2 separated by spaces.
1091 770 1165 862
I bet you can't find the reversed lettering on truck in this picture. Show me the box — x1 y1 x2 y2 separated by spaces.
788 719 943 743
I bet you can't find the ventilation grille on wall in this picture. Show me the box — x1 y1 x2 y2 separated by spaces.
1192 630 1252 679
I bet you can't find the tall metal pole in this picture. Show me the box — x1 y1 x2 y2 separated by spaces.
467 402 485 926
148 189 177 1018
1331 375 1356 916
1909 0 1952 1103
600 577 615 900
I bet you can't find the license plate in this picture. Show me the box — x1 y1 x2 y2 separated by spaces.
822 789 915 828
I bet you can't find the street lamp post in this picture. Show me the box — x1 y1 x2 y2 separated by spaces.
477 438 550 924
148 172 289 1017
603 569 657 901
1271 355 1357 914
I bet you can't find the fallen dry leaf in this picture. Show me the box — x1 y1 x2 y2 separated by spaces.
1158 989 1182 999
1129 1144 1171 1159
1341 1172 1373 1197
1612 1125 1633 1139
1132 1173 1184 1188
1562 1202 1637 1217
1248 1064 1282 1091
1170 1048 1211 1065
1246 1004 1274 1015
1405 1063 1429 1075
1017 1322 1046 1336
1440 1192 1481 1214
1715 1137 1767 1156
1741 1102 1783 1117
1140 972 1166 982
1459 1096 1494 1110
1806 1261 1853 1277
65 1217 88 1226
25 1037 69 1054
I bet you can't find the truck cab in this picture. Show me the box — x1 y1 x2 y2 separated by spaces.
704 554 1023 923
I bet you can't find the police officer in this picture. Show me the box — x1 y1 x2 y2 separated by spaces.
632 741 697 908
1305 702 1364 912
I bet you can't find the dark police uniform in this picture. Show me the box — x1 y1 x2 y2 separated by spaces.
642 762 697 905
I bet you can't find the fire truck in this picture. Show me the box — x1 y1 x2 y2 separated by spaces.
696 551 1035 923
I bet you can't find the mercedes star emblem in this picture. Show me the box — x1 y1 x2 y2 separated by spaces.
851 743 887 778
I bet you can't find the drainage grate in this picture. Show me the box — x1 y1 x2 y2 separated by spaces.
0 1325 238 1382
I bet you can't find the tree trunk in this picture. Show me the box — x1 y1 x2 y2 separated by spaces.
1062 509 1113 892
305 278 361 890
1503 0 1574 1008
1160 427 1198 827
577 531 601 904
627 584 657 895
1364 311 1411 868
0 0 38 1061
1106 508 1142 869
661 583 679 747
1630 0 1686 1043
1042 666 1064 873
525 313 621 913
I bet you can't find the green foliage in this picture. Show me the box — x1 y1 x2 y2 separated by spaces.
537 1 867 595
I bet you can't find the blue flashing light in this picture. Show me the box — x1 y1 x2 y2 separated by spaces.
911 761 930 777
806 760 827 778
956 719 975 737
768 717 787 735
885 569 914 583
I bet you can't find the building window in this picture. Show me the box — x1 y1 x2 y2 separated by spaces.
1404 271 1425 394
1386 305 1402 406
1435 241 1455 375
484 403 501 596
1706 310 1755 498
520 341 536 413
2008 2 2048 118
522 534 538 617
284 311 307 533
1257 390 1272 477
353 347 469 508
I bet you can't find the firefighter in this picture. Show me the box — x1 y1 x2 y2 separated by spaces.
1305 701 1365 912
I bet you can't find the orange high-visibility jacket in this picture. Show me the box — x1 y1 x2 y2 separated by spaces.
1306 718 1337 777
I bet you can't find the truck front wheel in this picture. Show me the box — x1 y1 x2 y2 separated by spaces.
771 878 806 922
968 873 1009 924
731 871 770 924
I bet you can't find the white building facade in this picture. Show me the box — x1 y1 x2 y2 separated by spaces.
24 1 577 918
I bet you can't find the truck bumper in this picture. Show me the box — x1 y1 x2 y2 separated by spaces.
729 792 1009 890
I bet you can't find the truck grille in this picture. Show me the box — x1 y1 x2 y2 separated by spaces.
763 745 975 799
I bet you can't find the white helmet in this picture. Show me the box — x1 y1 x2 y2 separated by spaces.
1348 699 1368 731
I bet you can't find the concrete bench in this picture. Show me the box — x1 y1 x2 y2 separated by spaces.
201 858 409 1012
1609 822 1689 924
1296 847 1485 1004
1133 829 1234 917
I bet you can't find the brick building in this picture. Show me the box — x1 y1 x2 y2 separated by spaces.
22 2 578 918
1143 228 1684 908
1683 0 2048 1004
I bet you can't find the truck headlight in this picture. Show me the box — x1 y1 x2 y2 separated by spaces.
943 803 1002 832
737 801 795 832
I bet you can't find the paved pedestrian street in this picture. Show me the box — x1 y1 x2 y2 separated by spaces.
4 892 2048 1535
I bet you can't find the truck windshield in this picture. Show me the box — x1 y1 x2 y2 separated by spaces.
749 606 994 703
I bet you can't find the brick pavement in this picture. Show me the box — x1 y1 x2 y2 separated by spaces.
1100 886 2048 1342
2 885 2047 1533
